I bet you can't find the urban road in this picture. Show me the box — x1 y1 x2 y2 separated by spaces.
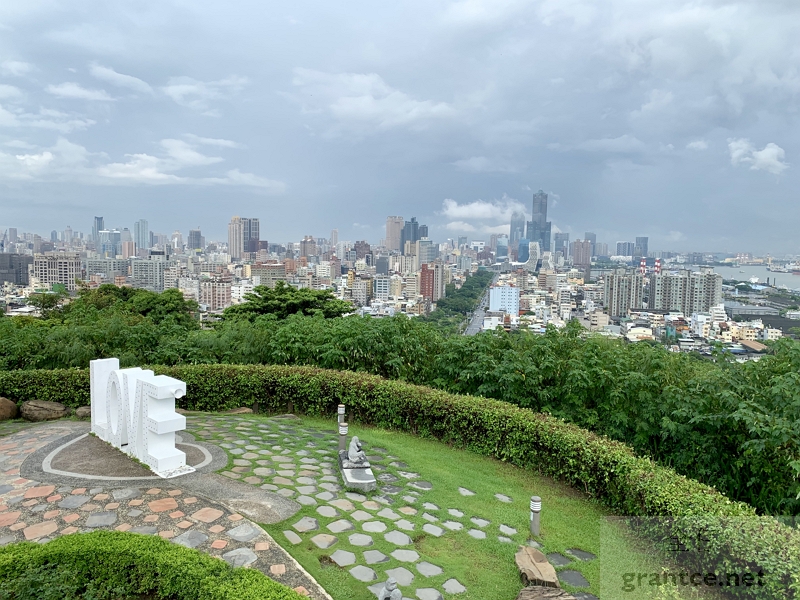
464 273 499 336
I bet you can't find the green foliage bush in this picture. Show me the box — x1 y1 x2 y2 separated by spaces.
2 365 798 598
0 530 302 599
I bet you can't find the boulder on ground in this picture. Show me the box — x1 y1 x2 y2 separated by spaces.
516 546 560 588
0 397 19 421
75 406 91 419
226 407 253 414
20 399 69 422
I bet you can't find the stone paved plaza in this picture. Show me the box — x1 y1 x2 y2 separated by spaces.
0 415 599 600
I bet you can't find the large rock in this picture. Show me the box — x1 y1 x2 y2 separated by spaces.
0 397 19 421
75 406 91 419
226 407 253 414
20 400 68 422
516 546 560 588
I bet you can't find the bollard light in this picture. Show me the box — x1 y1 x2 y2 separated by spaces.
530 495 541 537
339 422 348 452
338 404 346 424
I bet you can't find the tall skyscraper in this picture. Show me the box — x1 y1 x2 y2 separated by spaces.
553 233 570 257
300 236 317 259
385 217 404 252
243 218 260 253
400 218 420 254
616 241 636 256
134 219 149 252
510 211 526 246
92 216 104 243
584 232 597 256
526 190 551 251
419 224 428 239
188 229 203 250
571 240 593 267
330 229 339 247
648 268 722 315
228 217 245 260
604 270 644 317
635 236 649 258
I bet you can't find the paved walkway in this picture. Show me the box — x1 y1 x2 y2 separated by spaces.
0 421 331 599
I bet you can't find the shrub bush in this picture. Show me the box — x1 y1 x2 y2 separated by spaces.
1 365 798 598
0 530 303 600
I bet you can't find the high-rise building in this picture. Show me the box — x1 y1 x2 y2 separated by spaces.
63 226 73 245
517 239 530 263
526 190 552 251
0 254 33 285
8 228 17 243
510 212 526 247
300 236 317 259
489 285 520 314
584 232 597 256
595 242 609 257
419 262 445 302
635 236 649 258
457 236 468 248
616 241 636 256
33 252 81 291
200 281 232 311
419 224 428 239
171 230 183 250
416 239 437 266
604 270 644 317
134 219 149 251
330 229 339 247
401 218 420 253
188 229 203 250
648 268 722 315
385 217 404 252
354 240 371 260
571 240 593 267
228 217 244 260
243 218 260 253
92 217 104 243
553 233 570 257
496 235 509 259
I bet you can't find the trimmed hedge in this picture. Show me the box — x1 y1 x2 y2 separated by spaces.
0 530 303 599
2 365 799 598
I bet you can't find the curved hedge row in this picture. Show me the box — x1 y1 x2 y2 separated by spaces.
0 530 302 599
2 365 799 598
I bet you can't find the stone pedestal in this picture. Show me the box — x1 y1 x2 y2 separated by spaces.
338 452 377 493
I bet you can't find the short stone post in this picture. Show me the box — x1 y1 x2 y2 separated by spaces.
339 422 349 453
530 496 541 537
337 404 346 424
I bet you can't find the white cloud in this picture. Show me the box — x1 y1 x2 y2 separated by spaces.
728 138 788 175
290 68 455 133
666 230 685 242
440 195 526 222
162 76 248 114
0 102 95 133
452 155 519 173
686 140 708 150
631 89 674 118
445 220 476 232
203 169 286 193
89 64 153 94
576 135 646 153
159 139 223 166
0 60 34 76
184 134 244 148
45 82 115 101
0 85 22 99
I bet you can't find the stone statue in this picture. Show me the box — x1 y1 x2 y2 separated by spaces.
377 577 402 600
348 436 367 465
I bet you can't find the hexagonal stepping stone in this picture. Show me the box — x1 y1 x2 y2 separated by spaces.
293 517 319 532
559 570 590 587
378 473 399 483
316 492 335 501
384 530 412 546
386 566 415 586
85 511 117 528
317 505 339 518
362 521 387 533
363 550 389 564
362 500 380 510
442 521 463 531
297 495 317 506
222 547 258 567
422 523 443 537
498 536 514 543
499 524 517 535
422 512 438 522
349 565 376 582
422 502 439 511
327 519 354 533
395 519 415 531
283 530 302 544
330 549 356 566
377 508 400 520
380 485 404 495
467 529 486 539
566 548 597 561
391 548 419 562
443 578 466 594
297 477 316 485
447 508 463 518
112 488 141 501
416 589 443 600
547 553 572 567
274 477 293 485
330 499 355 511
417 562 444 578
398 471 419 479
320 483 341 492
311 534 338 549
227 522 262 542
59 495 89 509
345 492 367 502
470 517 490 528
398 506 417 516
297 485 317 495
253 468 275 477
408 480 432 491
173 530 208 548
458 488 475 496
349 533 373 547
351 510 372 521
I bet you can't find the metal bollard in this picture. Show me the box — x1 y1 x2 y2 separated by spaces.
337 404 346 424
339 422 348 453
530 496 541 537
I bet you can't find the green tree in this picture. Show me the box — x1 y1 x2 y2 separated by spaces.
222 281 352 322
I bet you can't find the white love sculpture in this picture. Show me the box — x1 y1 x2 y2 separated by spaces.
90 358 195 478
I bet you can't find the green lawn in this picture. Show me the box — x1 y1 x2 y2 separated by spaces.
187 413 721 600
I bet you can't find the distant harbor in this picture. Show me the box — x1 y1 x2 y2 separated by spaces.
716 265 800 291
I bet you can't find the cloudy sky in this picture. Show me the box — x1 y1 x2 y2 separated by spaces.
0 0 798 253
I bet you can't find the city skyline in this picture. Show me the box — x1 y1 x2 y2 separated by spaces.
0 2 797 252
